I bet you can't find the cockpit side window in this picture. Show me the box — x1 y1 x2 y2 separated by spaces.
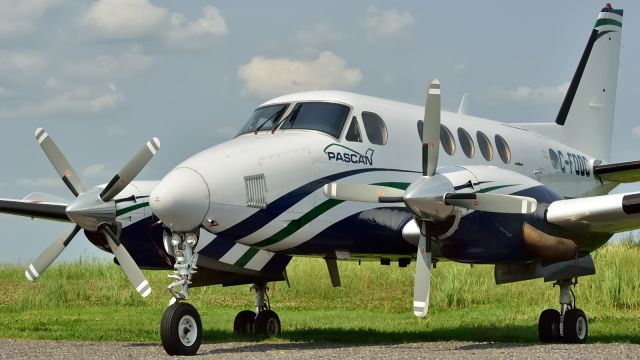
362 111 388 145
237 104 289 135
280 102 350 138
345 116 362 142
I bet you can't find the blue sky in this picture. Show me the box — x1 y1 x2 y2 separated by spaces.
0 1 638 262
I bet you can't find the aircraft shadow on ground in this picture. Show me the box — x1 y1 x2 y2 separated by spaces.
195 324 640 352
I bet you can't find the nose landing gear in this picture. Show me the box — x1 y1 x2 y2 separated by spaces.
538 279 588 343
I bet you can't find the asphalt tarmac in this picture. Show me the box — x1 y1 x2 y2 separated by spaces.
0 340 639 360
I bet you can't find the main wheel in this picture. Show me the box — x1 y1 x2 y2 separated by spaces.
233 310 256 337
538 309 561 343
563 308 588 343
161 302 203 356
255 310 281 337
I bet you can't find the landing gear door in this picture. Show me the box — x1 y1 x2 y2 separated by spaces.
259 148 315 219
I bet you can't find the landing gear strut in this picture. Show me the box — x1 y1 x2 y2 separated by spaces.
538 279 588 343
233 283 281 337
161 231 202 356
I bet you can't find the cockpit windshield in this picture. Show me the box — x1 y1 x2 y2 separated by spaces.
279 102 350 138
237 104 289 135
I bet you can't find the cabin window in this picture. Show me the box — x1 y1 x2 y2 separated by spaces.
237 104 289 135
549 149 560 169
416 121 456 156
476 131 493 161
345 116 362 142
440 125 455 155
280 102 350 138
362 111 388 145
457 128 475 158
495 134 511 164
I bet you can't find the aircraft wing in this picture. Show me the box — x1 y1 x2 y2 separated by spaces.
0 198 70 222
594 160 640 183
546 192 640 233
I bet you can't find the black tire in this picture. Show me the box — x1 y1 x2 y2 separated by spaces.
255 310 281 337
160 302 203 356
233 310 256 337
563 308 588 343
538 309 561 343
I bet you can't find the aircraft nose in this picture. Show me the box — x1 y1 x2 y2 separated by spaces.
150 167 210 232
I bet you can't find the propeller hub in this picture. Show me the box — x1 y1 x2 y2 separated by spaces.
403 174 455 222
150 167 210 232
65 188 116 231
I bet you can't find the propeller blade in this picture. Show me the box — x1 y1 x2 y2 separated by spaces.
35 128 85 197
323 183 405 203
101 225 152 298
445 193 537 214
25 225 81 281
413 224 431 317
422 79 441 177
100 137 160 202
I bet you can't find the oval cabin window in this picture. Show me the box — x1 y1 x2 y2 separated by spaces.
476 131 493 161
457 128 475 158
495 134 511 164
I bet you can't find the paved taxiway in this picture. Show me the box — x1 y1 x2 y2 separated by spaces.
1 340 639 359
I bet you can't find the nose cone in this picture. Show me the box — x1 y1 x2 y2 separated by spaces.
150 167 210 232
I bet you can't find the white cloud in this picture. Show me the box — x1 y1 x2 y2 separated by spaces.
632 127 640 140
7 82 124 117
0 0 61 37
165 5 228 49
495 82 569 104
81 163 111 179
80 0 168 40
362 6 414 39
79 1 227 49
17 177 61 188
63 49 153 81
238 51 363 98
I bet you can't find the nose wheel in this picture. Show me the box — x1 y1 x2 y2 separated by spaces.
538 279 588 343
160 302 203 356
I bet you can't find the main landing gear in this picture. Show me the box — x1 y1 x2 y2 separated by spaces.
538 279 588 343
233 283 282 338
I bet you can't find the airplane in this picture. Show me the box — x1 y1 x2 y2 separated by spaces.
0 3 635 356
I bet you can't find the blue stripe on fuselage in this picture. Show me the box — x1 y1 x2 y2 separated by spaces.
214 168 419 241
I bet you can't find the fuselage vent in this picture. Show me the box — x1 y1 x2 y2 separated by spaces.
244 174 267 209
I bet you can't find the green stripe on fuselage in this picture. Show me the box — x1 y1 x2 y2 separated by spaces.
475 185 516 193
116 202 149 217
234 247 260 267
252 182 410 248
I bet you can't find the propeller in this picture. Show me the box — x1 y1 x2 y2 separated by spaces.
322 79 538 317
25 128 158 298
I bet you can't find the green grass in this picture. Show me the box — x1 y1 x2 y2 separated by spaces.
1 243 640 344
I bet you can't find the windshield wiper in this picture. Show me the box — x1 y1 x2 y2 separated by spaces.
254 108 284 135
278 105 301 132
